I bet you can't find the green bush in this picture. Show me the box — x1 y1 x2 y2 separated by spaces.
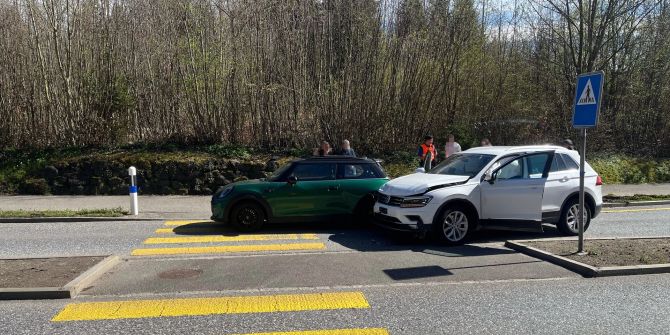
205 144 251 159
19 178 50 195
590 156 670 184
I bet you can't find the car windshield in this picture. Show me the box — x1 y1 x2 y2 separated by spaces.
268 163 291 181
428 153 496 177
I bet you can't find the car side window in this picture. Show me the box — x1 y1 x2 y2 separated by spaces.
561 154 580 170
338 163 385 179
526 154 550 178
496 153 550 180
290 163 336 181
550 154 567 172
488 155 519 173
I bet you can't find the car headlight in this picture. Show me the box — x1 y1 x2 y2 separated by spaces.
217 186 234 198
399 196 433 208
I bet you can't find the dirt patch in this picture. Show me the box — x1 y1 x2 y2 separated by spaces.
0 256 105 288
524 239 670 267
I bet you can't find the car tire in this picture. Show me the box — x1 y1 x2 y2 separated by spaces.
434 205 475 245
557 198 591 236
230 202 266 232
353 193 377 224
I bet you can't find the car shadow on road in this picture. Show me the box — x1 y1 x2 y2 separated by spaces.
170 220 558 282
171 220 366 236
170 220 566 256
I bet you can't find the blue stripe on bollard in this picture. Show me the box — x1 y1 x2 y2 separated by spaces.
129 185 138 193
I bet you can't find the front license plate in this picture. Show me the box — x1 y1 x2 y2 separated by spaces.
379 207 388 214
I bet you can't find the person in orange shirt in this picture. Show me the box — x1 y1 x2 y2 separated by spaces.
418 135 437 169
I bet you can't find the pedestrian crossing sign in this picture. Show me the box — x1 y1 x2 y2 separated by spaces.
573 71 604 128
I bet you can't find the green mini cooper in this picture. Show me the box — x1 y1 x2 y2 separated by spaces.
211 156 389 231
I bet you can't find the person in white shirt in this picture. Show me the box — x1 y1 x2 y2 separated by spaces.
444 134 462 158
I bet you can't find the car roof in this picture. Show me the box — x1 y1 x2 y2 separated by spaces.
464 145 571 155
296 155 379 164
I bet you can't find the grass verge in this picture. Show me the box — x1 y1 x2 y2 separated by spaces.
0 207 128 218
603 194 670 202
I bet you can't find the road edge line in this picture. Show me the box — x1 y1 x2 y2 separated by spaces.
0 217 162 223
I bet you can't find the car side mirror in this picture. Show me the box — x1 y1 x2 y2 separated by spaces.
414 167 426 173
483 171 495 184
287 175 298 185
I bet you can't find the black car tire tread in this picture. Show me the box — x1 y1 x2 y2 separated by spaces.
230 201 266 232
557 197 591 236
434 205 475 246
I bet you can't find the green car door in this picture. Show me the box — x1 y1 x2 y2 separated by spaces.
336 162 389 213
265 162 344 218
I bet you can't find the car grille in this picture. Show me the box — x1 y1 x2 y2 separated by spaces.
377 193 403 206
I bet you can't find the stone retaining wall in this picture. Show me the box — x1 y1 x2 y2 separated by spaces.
19 158 273 195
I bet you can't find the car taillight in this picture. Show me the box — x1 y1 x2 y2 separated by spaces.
596 175 603 186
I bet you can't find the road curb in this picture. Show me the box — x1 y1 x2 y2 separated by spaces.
0 217 161 223
63 255 120 297
0 287 71 300
0 255 120 300
603 200 670 208
505 237 670 278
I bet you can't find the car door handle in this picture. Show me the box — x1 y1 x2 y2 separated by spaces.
328 186 340 191
560 176 569 182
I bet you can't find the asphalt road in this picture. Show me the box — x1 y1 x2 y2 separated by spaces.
0 206 669 334
1 205 668 258
1 274 669 335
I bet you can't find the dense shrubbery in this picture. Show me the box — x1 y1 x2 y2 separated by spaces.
590 157 670 184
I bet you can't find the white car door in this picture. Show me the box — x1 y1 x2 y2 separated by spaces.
543 153 580 216
480 151 554 229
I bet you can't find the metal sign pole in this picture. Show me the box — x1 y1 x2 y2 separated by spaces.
572 70 603 254
578 128 586 254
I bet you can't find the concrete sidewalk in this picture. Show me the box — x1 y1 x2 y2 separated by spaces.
0 195 211 219
602 183 670 196
0 184 668 219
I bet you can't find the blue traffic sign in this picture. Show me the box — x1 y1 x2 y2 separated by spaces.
572 71 604 128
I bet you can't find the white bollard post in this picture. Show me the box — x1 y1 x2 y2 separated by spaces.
128 166 139 216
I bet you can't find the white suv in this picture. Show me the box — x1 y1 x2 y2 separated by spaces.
374 146 603 244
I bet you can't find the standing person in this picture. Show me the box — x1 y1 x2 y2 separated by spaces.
444 134 461 158
418 135 437 168
562 139 576 150
313 141 332 156
480 138 492 146
339 139 357 157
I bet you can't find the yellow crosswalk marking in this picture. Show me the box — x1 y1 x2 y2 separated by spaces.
155 227 221 234
51 292 369 322
164 220 213 226
143 234 319 244
230 329 389 335
131 242 326 256
603 207 670 213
